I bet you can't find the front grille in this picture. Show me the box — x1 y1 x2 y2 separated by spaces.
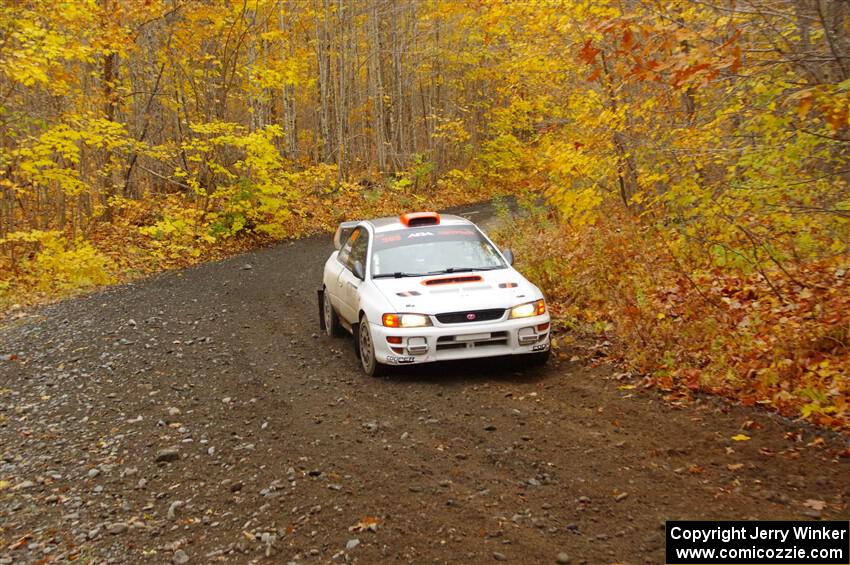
435 309 506 324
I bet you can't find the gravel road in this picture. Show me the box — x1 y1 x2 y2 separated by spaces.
1 203 848 564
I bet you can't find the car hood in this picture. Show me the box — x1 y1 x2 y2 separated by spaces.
372 268 541 314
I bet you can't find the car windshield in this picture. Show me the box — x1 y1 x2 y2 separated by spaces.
371 225 506 278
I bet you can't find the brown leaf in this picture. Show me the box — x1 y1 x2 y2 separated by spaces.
806 437 825 448
621 28 634 50
349 516 380 533
579 40 600 65
803 499 826 511
9 534 32 550
741 420 761 431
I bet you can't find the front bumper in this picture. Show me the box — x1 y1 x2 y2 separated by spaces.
370 314 550 365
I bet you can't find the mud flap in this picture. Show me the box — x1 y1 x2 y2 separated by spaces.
352 322 361 359
317 288 326 331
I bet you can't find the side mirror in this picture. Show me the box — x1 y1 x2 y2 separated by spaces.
502 248 514 266
333 222 359 250
352 261 365 280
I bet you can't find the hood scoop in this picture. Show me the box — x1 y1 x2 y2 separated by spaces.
422 275 483 286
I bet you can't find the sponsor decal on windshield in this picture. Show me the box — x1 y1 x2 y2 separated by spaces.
438 229 475 236
378 227 478 246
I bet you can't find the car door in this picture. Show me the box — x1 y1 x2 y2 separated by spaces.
337 227 369 323
327 229 355 311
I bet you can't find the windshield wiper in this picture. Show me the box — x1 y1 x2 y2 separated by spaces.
427 266 503 275
373 272 427 279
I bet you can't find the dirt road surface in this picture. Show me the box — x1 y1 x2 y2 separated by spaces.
1 203 848 564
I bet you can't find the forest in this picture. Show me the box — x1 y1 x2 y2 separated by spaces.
1 1 848 430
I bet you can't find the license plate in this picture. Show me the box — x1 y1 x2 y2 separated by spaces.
455 333 490 342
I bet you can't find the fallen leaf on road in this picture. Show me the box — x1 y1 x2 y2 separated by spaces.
731 434 751 441
0 480 10 490
688 465 704 474
803 499 826 511
726 463 744 471
806 437 825 448
349 516 380 533
9 533 32 550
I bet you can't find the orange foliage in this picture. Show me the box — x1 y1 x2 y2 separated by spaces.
494 200 850 433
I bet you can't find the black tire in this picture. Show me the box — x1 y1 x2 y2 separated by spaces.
357 315 386 377
322 288 345 338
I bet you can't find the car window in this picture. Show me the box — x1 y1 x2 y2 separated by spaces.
337 227 358 266
347 227 369 273
371 225 505 277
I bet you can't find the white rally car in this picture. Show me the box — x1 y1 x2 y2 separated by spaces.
319 212 551 375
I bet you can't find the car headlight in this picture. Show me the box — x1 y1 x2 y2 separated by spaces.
382 313 432 328
509 299 546 319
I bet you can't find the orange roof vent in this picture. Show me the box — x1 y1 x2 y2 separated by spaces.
400 211 440 227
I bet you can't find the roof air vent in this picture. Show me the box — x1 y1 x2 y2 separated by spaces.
400 212 440 227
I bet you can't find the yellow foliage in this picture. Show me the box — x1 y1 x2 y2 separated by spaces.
1 230 115 293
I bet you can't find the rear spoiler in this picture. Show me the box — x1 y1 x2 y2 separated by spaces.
333 221 360 250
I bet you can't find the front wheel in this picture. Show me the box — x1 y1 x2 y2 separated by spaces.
358 315 386 377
